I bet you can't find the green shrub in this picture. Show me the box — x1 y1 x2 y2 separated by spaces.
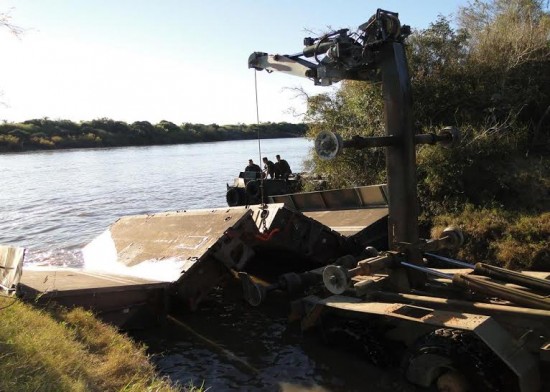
417 123 548 217
496 213 550 270
431 207 549 270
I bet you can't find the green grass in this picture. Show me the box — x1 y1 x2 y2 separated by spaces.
431 207 550 270
0 296 187 392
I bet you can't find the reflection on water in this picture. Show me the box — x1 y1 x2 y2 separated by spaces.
136 289 416 392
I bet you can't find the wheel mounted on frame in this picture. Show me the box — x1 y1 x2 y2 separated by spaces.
226 187 244 207
403 328 516 392
321 318 393 368
245 180 262 204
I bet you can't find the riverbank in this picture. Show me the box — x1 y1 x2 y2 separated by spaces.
0 296 194 392
0 118 307 153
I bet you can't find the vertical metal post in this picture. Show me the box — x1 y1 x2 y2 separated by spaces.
380 43 419 249
379 43 424 286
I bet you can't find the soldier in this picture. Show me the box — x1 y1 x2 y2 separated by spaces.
245 159 261 173
274 154 292 179
262 157 275 179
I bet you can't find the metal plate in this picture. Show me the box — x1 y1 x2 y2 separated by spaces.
0 245 25 293
82 207 255 280
270 184 388 211
304 208 388 236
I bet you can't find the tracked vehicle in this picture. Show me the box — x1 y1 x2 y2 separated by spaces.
244 9 550 392
225 171 302 206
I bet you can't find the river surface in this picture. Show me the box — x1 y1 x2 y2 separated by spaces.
0 137 415 391
0 138 310 264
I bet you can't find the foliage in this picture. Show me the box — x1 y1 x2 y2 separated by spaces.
457 0 550 147
305 0 549 180
496 212 550 270
406 16 472 127
0 119 307 152
417 124 550 216
0 297 185 392
303 0 550 268
304 81 386 189
0 8 23 37
431 208 550 270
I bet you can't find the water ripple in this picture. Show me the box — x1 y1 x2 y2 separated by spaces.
0 139 311 265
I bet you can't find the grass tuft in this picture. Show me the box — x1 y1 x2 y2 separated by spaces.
0 297 184 392
431 207 550 270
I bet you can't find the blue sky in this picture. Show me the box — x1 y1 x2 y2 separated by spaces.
0 1 469 125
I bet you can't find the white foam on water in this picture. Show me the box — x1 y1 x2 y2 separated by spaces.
24 248 84 268
81 230 186 282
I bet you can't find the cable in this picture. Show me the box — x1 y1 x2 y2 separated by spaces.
254 70 267 207
254 70 262 162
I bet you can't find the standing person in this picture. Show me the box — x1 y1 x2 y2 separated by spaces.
262 157 275 179
245 159 262 173
275 154 292 179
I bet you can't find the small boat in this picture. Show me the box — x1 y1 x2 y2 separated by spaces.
225 171 302 206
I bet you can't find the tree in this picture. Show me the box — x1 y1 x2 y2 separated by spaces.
1 9 23 37
304 82 386 189
1 9 23 107
303 0 550 208
406 16 472 126
458 0 550 147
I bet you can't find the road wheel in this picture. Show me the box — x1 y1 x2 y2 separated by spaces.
436 370 470 392
322 318 392 367
404 328 513 392
245 180 261 203
226 187 243 206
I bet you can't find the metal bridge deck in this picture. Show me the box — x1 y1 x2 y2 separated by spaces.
17 268 168 327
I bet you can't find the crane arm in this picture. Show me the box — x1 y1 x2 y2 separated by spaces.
248 53 319 82
247 9 411 86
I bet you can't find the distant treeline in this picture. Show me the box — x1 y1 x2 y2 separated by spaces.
0 118 307 152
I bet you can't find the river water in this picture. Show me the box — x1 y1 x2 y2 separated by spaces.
0 137 415 391
0 138 311 264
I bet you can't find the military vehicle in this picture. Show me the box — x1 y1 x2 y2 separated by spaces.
226 170 302 206
246 9 550 392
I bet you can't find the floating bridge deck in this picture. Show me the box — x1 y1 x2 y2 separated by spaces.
17 268 169 327
3 185 390 327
